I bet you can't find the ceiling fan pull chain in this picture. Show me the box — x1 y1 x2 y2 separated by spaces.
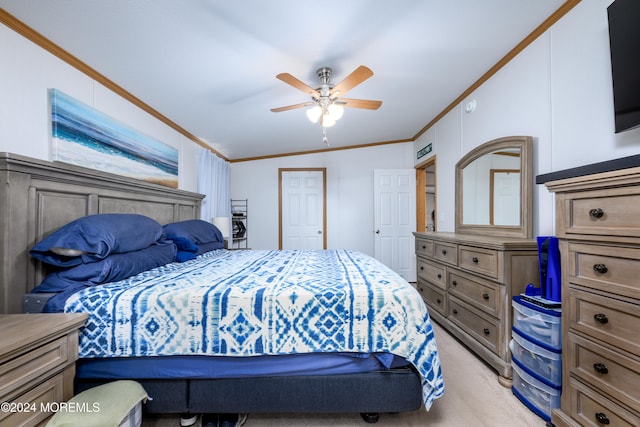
322 128 330 146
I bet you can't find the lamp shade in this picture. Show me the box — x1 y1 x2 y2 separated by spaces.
211 217 231 240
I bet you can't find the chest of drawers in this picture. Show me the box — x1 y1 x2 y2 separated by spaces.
0 314 87 427
414 232 538 383
546 166 640 427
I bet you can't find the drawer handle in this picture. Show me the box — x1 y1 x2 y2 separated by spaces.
437 273 442 279
472 257 479 263
594 313 609 324
452 309 458 315
422 245 426 250
436 298 441 304
593 363 609 375
595 412 610 425
420 266 424 270
451 280 457 286
589 208 605 219
442 249 447 255
483 328 490 335
482 293 490 300
593 264 608 274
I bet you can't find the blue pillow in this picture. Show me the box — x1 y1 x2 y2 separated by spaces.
33 240 177 292
163 219 223 245
196 240 225 254
30 214 164 267
174 240 224 262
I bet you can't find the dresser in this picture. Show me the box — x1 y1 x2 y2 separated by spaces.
413 232 539 383
0 313 87 427
545 166 640 427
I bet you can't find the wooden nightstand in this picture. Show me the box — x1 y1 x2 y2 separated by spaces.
0 313 87 427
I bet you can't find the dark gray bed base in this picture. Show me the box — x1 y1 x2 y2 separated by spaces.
76 368 423 418
2 152 425 421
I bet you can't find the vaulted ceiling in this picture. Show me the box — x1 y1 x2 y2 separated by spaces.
0 1 572 161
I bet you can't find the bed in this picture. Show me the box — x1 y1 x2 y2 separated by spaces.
0 152 444 422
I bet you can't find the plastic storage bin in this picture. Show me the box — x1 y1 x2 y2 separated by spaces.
511 328 562 386
512 295 561 349
512 361 561 422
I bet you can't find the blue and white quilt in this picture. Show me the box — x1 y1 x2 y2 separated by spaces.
64 249 445 409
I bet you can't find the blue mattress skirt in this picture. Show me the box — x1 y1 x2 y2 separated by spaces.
76 352 411 380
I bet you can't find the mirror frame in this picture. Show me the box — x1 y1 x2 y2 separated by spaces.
455 135 533 239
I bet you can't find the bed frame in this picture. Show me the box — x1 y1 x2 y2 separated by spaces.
0 152 424 422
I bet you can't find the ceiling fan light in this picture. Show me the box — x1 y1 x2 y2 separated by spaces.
306 105 322 123
321 112 336 127
327 103 344 120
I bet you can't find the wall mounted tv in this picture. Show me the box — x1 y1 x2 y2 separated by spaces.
607 0 640 133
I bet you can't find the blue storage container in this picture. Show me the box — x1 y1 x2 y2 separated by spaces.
511 328 562 387
512 295 561 350
512 362 561 422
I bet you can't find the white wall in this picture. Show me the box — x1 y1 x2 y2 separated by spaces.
416 0 640 236
230 142 415 254
0 23 199 192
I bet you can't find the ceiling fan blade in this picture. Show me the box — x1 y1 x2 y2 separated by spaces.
276 73 319 97
329 66 374 97
339 98 382 110
270 102 314 112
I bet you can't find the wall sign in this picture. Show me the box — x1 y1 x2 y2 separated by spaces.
417 143 432 160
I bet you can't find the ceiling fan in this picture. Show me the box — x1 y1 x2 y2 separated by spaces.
271 65 382 130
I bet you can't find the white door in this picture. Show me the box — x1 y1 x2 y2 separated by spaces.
374 169 416 281
280 169 325 250
492 171 520 225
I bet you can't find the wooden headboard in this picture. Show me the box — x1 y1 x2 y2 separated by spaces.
0 152 204 314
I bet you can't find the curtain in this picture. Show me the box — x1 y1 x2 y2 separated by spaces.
197 147 231 222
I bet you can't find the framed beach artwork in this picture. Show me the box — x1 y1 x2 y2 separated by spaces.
50 88 179 188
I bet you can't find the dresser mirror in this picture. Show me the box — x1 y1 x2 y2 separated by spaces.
455 136 533 238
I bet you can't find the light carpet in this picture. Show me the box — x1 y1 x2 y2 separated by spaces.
141 321 546 426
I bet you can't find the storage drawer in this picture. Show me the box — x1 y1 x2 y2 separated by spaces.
559 187 640 239
434 241 457 266
568 289 640 356
448 270 500 317
568 332 640 412
458 245 499 279
0 335 69 399
512 361 561 422
416 258 446 290
567 378 640 427
0 371 64 426
568 242 640 300
512 296 561 350
415 238 433 258
511 328 562 386
448 297 499 354
417 281 446 316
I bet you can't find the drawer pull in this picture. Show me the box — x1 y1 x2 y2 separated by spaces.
421 245 426 250
595 412 610 425
589 208 605 219
472 257 479 263
593 264 608 274
594 313 609 324
442 249 447 255
593 363 609 375
483 328 490 335
452 309 458 315
437 273 442 279
482 293 490 300
451 280 457 286
436 298 441 304
420 266 424 271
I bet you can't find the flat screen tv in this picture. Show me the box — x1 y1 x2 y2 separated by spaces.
607 0 640 133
